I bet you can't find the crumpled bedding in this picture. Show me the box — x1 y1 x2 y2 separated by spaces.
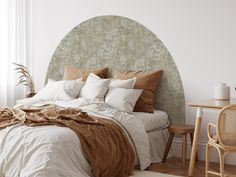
0 98 151 177
0 107 135 177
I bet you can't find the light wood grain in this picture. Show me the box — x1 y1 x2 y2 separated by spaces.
188 110 202 176
188 98 236 109
205 104 236 177
187 99 236 176
162 124 195 169
169 125 195 134
182 134 187 168
148 157 236 177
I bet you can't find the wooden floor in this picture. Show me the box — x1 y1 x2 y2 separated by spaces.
147 157 236 177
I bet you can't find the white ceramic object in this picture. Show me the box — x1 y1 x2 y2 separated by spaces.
214 83 230 100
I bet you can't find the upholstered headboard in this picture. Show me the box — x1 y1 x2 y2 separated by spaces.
46 15 185 124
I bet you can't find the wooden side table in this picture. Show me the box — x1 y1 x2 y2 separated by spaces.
162 124 196 168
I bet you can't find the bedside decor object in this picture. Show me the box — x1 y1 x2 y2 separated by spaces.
13 62 36 98
214 83 230 100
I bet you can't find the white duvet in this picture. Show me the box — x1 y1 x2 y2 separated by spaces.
0 98 151 177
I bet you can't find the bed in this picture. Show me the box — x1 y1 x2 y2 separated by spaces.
0 15 185 177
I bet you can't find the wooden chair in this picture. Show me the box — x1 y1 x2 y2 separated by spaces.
206 104 236 177
162 124 197 168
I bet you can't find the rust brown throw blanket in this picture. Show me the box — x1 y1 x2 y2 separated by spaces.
0 107 135 177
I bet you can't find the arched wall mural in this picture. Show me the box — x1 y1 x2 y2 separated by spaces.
46 15 185 124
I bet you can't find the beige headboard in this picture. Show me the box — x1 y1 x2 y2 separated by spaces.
46 15 185 124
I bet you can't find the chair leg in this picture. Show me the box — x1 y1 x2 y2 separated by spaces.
162 132 174 162
218 149 225 177
190 132 198 161
182 133 187 168
205 143 211 177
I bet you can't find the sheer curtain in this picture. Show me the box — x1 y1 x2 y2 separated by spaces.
0 0 30 107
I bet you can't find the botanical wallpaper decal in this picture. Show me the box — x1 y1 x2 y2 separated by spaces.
46 15 185 124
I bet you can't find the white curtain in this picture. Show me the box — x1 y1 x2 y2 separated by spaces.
0 0 30 107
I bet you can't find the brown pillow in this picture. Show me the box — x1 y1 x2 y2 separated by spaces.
63 66 108 81
113 70 163 113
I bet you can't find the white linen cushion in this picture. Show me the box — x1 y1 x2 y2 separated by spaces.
79 73 110 100
34 78 85 101
109 78 136 89
105 88 143 112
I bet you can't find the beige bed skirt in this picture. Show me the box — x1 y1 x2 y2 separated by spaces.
148 128 172 163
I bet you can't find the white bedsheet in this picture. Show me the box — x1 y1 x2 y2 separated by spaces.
0 98 151 177
133 110 169 132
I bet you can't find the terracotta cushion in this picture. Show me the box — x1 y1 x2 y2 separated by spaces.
113 70 163 113
63 66 108 81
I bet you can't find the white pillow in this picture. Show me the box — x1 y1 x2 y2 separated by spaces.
79 73 111 100
34 79 85 101
105 87 143 112
109 78 136 89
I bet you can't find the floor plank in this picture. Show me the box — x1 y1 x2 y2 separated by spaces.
147 157 236 177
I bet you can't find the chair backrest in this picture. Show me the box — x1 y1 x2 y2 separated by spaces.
217 104 236 149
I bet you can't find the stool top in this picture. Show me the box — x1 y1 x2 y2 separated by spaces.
169 124 195 134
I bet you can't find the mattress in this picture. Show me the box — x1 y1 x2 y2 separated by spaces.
134 110 171 163
133 110 169 132
16 99 169 133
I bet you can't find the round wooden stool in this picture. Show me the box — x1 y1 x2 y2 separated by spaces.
162 124 197 168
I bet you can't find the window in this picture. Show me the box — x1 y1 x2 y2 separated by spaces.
0 0 29 106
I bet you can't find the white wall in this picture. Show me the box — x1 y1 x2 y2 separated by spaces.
29 0 236 163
